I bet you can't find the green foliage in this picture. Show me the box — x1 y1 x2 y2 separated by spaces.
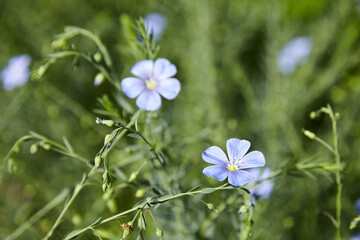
1 0 360 240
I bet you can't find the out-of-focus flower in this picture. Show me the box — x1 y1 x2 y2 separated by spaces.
349 233 360 240
1 54 31 91
356 198 360 215
121 58 180 111
247 167 274 200
144 13 167 42
277 36 313 74
202 138 266 187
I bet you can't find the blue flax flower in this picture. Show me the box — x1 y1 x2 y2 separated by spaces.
121 58 180 111
202 138 265 187
356 198 360 215
144 13 167 42
1 54 31 91
277 36 312 74
248 167 274 201
349 234 360 240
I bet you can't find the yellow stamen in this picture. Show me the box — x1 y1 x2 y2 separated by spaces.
228 165 238 171
146 79 157 89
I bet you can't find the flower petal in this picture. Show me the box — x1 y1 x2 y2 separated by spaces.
131 60 153 79
203 165 229 181
156 78 181 100
153 58 177 80
228 170 253 187
202 146 228 165
136 89 161 111
226 138 250 162
121 77 146 98
239 151 265 169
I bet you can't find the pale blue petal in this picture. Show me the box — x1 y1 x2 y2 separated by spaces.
121 77 146 98
226 138 250 162
203 165 229 181
202 146 228 165
136 89 161 111
1 54 31 91
156 78 180 100
239 151 265 169
152 58 177 80
356 198 360 214
144 13 167 42
228 170 253 187
131 60 153 79
254 181 274 199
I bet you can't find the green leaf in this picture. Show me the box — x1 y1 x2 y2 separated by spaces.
350 215 360 229
63 136 74 153
199 188 217 194
128 133 142 139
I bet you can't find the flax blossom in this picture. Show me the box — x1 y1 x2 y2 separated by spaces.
277 36 312 74
356 198 360 214
1 54 31 91
247 167 274 201
121 58 180 111
144 13 167 42
202 138 266 187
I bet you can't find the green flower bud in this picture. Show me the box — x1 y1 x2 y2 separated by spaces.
303 130 316 140
104 134 112 145
207 203 214 210
309 111 317 119
51 39 67 49
95 155 102 169
156 227 163 237
30 144 38 155
93 52 102 62
128 172 138 182
135 189 145 198
94 73 105 86
40 142 51 150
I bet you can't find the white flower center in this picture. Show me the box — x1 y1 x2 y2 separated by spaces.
146 78 157 90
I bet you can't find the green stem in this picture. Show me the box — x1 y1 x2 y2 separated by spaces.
45 172 92 239
6 189 70 240
328 105 342 240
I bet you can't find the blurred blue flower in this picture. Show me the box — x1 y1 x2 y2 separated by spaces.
349 234 360 240
121 58 180 111
144 13 167 42
202 138 266 187
247 167 274 200
356 198 360 214
277 36 313 74
1 54 31 91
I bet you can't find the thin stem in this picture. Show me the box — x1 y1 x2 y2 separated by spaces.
315 136 335 154
328 105 342 240
6 189 70 240
45 172 91 239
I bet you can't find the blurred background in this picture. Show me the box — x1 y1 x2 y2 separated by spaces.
1 0 360 239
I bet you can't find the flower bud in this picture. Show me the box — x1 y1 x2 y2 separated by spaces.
303 130 316 140
104 134 112 145
95 155 102 169
156 227 163 237
94 73 105 86
128 172 138 182
135 189 145 198
93 52 102 62
237 205 247 214
40 142 51 150
30 144 38 155
51 39 67 49
309 111 317 119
